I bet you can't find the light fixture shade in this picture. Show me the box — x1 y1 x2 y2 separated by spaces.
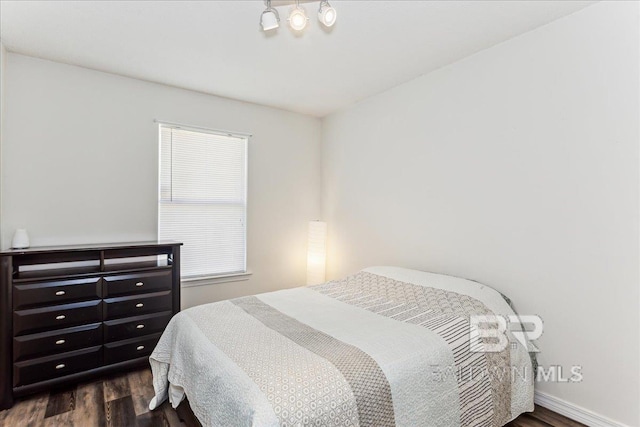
318 2 337 27
261 8 280 31
306 221 327 285
289 6 308 31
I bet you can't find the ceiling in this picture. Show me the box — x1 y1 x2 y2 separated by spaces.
0 0 595 117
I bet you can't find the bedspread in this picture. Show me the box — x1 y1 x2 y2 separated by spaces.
149 267 534 426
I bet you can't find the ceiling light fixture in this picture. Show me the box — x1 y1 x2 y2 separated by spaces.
318 0 337 27
288 1 308 32
260 0 335 35
260 0 280 31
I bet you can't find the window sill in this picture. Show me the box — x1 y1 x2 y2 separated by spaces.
181 271 252 288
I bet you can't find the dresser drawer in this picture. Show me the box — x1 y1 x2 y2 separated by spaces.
13 300 102 336
104 333 162 365
104 291 172 320
14 277 102 309
13 346 102 387
13 323 102 362
103 311 172 342
103 270 172 297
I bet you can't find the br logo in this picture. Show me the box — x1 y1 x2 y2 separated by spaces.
469 315 543 353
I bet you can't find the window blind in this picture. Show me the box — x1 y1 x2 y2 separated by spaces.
159 125 247 278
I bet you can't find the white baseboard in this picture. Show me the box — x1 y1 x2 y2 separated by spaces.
534 390 629 427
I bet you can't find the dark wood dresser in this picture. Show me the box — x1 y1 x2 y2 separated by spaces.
0 241 182 410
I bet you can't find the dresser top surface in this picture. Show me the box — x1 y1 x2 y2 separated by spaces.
0 241 183 256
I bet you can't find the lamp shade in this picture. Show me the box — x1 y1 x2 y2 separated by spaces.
306 221 327 285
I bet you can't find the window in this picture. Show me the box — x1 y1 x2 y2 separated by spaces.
158 124 248 280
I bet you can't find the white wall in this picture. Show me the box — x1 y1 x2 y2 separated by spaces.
0 42 5 242
322 2 639 425
2 53 322 307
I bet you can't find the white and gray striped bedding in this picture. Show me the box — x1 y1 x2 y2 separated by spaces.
149 267 534 426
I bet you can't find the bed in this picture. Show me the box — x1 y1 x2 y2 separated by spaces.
148 267 535 426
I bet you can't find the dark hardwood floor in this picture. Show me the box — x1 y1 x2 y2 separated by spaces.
0 369 197 427
505 406 586 427
0 368 585 426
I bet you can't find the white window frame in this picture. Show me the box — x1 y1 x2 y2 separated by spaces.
157 121 252 287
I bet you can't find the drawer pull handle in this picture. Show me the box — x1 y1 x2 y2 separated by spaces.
56 315 66 320
136 345 145 351
135 282 144 287
55 339 66 345
136 303 144 308
55 290 66 296
136 324 145 329
55 364 65 370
